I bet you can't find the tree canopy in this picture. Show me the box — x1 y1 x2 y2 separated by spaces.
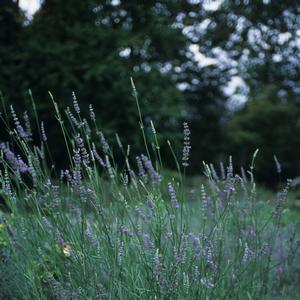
1 0 299 184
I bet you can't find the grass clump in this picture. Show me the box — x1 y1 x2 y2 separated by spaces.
0 86 299 299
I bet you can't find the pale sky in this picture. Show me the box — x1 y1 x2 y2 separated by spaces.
19 0 221 17
19 0 40 16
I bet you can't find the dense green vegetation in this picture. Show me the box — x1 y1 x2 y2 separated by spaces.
0 82 299 299
1 1 300 184
1 1 300 298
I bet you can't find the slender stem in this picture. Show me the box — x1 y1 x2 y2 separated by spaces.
130 77 151 160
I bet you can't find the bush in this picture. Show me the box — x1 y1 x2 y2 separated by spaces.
0 87 299 299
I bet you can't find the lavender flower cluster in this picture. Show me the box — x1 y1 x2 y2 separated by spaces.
135 154 162 184
0 94 299 300
182 122 191 167
0 142 29 173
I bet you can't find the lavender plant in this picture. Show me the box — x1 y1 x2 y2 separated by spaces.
0 85 299 300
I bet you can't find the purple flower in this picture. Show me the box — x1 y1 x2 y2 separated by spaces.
73 149 82 183
273 180 292 220
62 170 72 183
17 125 28 139
143 234 153 250
1 144 29 173
91 143 106 167
98 131 110 154
65 107 80 128
17 156 30 173
146 197 155 210
41 121 47 142
191 235 202 257
136 156 146 179
76 134 90 165
141 154 161 184
120 225 132 237
206 241 217 271
10 105 19 127
200 278 214 289
241 243 253 265
210 163 219 181
129 169 136 180
55 228 64 246
72 91 80 114
83 118 92 137
73 149 81 167
153 249 162 283
105 155 114 179
201 184 208 212
23 111 32 138
176 233 188 264
182 122 191 167
168 182 179 209
135 206 147 221
89 104 96 121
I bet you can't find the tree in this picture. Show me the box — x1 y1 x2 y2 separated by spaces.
0 0 25 102
226 86 300 184
199 0 300 100
193 0 300 181
3 0 230 169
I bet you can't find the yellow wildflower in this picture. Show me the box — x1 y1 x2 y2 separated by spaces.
63 243 71 257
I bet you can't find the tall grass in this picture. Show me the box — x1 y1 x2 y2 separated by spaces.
0 85 299 299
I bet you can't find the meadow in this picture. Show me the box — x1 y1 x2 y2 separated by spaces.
0 83 299 299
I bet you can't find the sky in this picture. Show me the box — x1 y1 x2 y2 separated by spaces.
19 0 222 17
19 0 40 16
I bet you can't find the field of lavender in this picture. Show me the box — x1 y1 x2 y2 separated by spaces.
0 85 299 299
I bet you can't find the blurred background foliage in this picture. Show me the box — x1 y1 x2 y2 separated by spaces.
0 0 300 186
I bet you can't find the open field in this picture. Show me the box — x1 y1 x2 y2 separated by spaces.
0 93 299 299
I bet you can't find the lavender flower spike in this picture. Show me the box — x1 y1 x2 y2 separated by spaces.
98 131 110 154
143 233 153 250
136 156 146 179
23 111 32 138
0 143 29 173
191 234 202 257
168 182 179 209
72 91 80 114
146 197 155 210
141 154 162 184
41 121 47 142
182 122 191 167
241 242 253 265
89 104 96 121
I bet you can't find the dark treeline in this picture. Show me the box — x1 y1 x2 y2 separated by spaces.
1 0 300 185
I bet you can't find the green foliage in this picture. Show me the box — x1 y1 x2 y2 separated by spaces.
226 86 300 184
202 0 300 99
0 96 299 299
0 0 25 104
0 0 232 171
